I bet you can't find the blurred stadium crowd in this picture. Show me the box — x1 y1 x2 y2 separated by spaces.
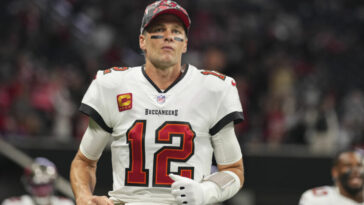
0 0 363 153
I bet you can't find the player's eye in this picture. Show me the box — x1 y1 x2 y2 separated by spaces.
172 29 182 34
155 27 164 33
149 27 164 33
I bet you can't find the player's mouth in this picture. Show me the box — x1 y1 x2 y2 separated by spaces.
161 46 174 51
349 176 363 185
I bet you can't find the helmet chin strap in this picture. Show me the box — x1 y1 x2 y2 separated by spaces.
151 35 184 42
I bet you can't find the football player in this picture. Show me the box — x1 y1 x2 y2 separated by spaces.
70 1 245 205
2 157 74 205
299 150 364 205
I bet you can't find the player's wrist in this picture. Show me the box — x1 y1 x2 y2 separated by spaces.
200 180 221 204
76 195 113 205
201 171 241 204
75 194 93 205
76 197 89 205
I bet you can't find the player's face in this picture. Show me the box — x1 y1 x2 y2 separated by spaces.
139 14 188 69
332 152 364 195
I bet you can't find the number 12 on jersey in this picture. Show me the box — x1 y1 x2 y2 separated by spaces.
125 120 196 187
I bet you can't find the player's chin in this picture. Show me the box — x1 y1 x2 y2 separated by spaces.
160 53 176 61
153 60 175 70
158 57 177 67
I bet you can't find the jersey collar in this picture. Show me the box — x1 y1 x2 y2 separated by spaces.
141 64 189 93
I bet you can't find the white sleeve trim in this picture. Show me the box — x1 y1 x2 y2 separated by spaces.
79 118 111 160
212 122 242 165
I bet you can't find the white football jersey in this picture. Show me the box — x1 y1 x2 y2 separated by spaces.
299 186 364 205
1 195 74 205
80 64 244 204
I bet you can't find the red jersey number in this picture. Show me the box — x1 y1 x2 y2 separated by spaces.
125 121 196 187
201 70 226 80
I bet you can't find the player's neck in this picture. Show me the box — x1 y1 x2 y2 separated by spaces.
144 62 183 91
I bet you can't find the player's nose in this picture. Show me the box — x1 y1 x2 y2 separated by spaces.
163 29 174 42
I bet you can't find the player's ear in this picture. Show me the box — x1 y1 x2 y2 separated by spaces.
139 34 146 51
331 167 338 181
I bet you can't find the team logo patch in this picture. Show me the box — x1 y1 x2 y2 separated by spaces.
117 93 132 112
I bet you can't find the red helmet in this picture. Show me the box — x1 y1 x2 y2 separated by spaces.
140 0 191 34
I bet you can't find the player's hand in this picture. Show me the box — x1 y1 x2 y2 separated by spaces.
169 174 205 205
76 195 114 205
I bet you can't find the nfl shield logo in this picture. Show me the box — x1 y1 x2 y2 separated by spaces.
157 95 166 104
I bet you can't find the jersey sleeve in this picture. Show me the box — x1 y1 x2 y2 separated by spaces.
79 71 113 133
298 186 332 205
299 190 314 205
1 198 13 205
212 122 242 165
80 118 111 160
209 77 244 136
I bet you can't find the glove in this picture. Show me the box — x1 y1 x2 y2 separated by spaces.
169 171 241 205
169 174 217 205
169 174 205 205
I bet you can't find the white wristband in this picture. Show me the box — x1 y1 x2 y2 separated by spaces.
201 171 241 204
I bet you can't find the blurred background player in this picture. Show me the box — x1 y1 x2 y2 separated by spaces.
298 150 364 204
2 157 74 205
